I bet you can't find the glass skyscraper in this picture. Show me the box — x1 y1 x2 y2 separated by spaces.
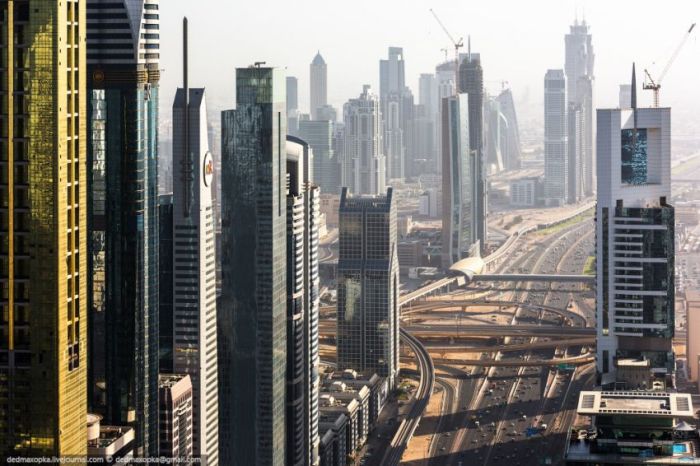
219 66 287 466
336 188 399 389
86 0 160 457
0 0 88 459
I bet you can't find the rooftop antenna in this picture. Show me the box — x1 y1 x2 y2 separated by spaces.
182 17 191 217
468 35 472 62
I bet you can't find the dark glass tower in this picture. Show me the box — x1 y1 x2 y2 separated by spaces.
86 0 160 457
219 66 287 466
336 188 399 389
458 52 487 252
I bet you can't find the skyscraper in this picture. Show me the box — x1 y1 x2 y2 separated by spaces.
299 120 337 194
287 76 300 136
544 69 568 206
171 20 219 464
458 52 487 251
337 188 400 389
441 94 479 266
483 95 505 173
0 0 88 459
286 136 321 466
219 66 287 466
596 69 674 388
495 87 523 170
380 47 407 181
86 0 160 455
310 52 327 120
342 85 386 195
565 19 595 196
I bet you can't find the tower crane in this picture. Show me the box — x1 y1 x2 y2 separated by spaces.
643 23 696 107
430 8 463 94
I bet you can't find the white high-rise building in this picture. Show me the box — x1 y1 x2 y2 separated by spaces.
596 68 674 388
544 69 568 206
172 55 219 463
565 19 595 196
342 85 386 195
310 52 327 120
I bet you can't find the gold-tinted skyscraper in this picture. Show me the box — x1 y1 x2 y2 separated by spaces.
0 0 87 460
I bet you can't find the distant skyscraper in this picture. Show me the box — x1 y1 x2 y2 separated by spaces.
287 76 300 136
568 105 583 204
458 52 487 251
419 73 437 116
619 84 632 108
86 0 160 455
496 88 523 170
435 60 458 174
565 19 595 196
337 188 399 389
596 69 674 387
159 374 194 459
299 120 337 194
316 104 337 122
219 66 287 466
342 85 386 195
171 20 219 464
483 95 505 173
441 94 480 265
0 1 88 458
380 47 408 180
310 52 328 120
286 136 321 466
544 69 568 206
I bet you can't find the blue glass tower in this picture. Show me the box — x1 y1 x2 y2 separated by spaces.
86 0 160 457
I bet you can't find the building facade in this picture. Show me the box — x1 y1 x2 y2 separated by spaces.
441 94 479 266
219 66 287 466
342 85 386 195
544 69 568 206
310 52 327 120
86 0 160 456
596 80 674 388
336 188 399 388
171 57 219 462
286 137 322 466
565 19 595 196
380 47 407 181
299 120 337 194
0 1 88 459
495 88 522 171
158 374 193 459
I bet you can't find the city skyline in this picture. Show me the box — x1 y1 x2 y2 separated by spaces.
156 0 700 128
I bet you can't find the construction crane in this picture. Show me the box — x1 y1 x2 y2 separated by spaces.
643 22 696 107
430 8 463 94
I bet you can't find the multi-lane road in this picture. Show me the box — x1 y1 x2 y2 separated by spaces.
418 217 596 465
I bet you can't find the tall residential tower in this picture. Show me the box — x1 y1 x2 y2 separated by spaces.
0 0 88 459
171 19 219 464
310 52 327 120
219 66 287 466
544 69 568 206
595 69 674 388
86 0 160 456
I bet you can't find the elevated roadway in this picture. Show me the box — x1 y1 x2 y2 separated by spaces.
381 328 435 466
473 274 594 283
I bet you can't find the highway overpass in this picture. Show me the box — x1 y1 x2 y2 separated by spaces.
472 274 595 283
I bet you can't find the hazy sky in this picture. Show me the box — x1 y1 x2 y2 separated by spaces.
159 0 700 132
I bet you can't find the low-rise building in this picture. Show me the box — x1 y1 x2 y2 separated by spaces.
510 177 543 207
87 414 135 462
686 291 700 383
319 412 348 466
328 369 388 429
566 391 699 465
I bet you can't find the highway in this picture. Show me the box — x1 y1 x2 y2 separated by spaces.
378 328 435 466
420 216 595 465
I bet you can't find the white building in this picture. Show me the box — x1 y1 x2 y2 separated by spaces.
310 52 328 120
544 69 568 206
342 85 386 195
172 83 219 463
596 73 674 387
510 178 540 207
565 19 595 196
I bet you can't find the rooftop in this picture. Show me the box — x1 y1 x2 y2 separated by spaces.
577 391 694 417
